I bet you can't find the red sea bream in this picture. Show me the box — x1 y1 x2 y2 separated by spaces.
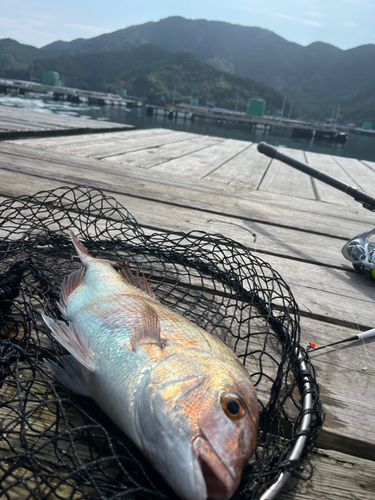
43 230 259 500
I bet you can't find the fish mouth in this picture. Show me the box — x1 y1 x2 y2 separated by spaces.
193 436 238 500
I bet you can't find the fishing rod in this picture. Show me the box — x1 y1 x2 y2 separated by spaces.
257 142 375 276
308 327 375 352
257 142 375 211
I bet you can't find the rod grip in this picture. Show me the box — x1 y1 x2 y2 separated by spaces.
257 142 278 158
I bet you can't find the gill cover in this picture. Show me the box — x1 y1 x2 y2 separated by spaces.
136 373 208 500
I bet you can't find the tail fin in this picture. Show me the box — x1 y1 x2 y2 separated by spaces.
69 229 92 265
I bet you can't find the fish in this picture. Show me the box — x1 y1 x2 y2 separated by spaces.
42 230 259 500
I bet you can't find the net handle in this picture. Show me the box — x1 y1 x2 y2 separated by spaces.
260 331 313 499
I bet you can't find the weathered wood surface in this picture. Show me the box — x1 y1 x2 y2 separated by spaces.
1 141 374 238
204 142 270 188
0 150 362 268
0 104 134 138
277 448 375 499
304 151 362 207
258 147 316 200
13 129 375 206
1 124 375 498
0 140 375 447
300 317 375 460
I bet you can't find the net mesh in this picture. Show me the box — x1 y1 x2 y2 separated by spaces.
0 185 324 499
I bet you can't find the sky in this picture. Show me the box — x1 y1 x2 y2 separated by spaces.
1 0 374 50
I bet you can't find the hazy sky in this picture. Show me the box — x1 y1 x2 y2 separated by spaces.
1 0 374 50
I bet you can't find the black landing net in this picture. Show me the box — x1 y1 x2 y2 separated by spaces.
0 186 324 499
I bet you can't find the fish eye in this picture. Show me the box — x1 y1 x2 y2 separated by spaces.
221 393 245 420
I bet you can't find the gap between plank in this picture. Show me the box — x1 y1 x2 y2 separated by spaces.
146 137 228 169
199 142 253 180
303 150 321 201
95 134 220 160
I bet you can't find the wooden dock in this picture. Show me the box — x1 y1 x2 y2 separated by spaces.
0 78 140 107
1 108 375 499
0 104 134 139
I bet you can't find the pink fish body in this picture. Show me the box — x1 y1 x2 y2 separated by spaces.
43 230 259 500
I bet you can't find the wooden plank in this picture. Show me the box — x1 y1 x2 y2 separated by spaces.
0 165 374 328
150 138 251 179
0 105 131 131
0 164 347 269
11 128 173 149
278 448 375 499
0 145 362 244
304 151 362 207
58 131 199 159
104 135 224 168
5 136 374 228
204 142 271 189
0 105 133 137
0 142 373 242
362 159 375 172
259 148 316 200
301 316 375 458
2 140 371 228
270 253 375 328
2 200 371 458
332 155 375 195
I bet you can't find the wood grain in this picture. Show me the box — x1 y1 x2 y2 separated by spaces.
1 123 375 499
277 448 375 499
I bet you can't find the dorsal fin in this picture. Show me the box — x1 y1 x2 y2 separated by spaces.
118 264 156 299
57 268 85 319
131 304 163 351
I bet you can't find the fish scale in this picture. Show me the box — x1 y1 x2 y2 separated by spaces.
43 230 259 500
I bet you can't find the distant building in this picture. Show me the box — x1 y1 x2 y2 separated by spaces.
42 71 62 87
363 122 372 130
247 99 265 116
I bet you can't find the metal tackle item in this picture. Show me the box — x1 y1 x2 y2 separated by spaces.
342 228 375 274
257 142 375 275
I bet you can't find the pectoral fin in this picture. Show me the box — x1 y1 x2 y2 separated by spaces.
131 304 164 351
42 314 95 372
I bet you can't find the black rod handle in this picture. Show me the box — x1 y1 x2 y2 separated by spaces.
257 142 375 212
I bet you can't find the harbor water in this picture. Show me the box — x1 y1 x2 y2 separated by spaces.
1 94 374 163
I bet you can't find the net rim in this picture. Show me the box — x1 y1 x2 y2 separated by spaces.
259 338 313 500
0 185 323 499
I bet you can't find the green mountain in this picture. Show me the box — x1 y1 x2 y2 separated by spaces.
108 50 285 110
32 44 170 91
28 46 285 111
0 16 374 124
0 38 39 70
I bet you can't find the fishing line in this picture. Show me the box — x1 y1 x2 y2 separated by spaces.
360 335 375 370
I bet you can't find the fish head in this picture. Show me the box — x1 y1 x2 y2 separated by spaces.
134 354 259 500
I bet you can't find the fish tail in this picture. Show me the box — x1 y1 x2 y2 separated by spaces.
69 229 93 265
